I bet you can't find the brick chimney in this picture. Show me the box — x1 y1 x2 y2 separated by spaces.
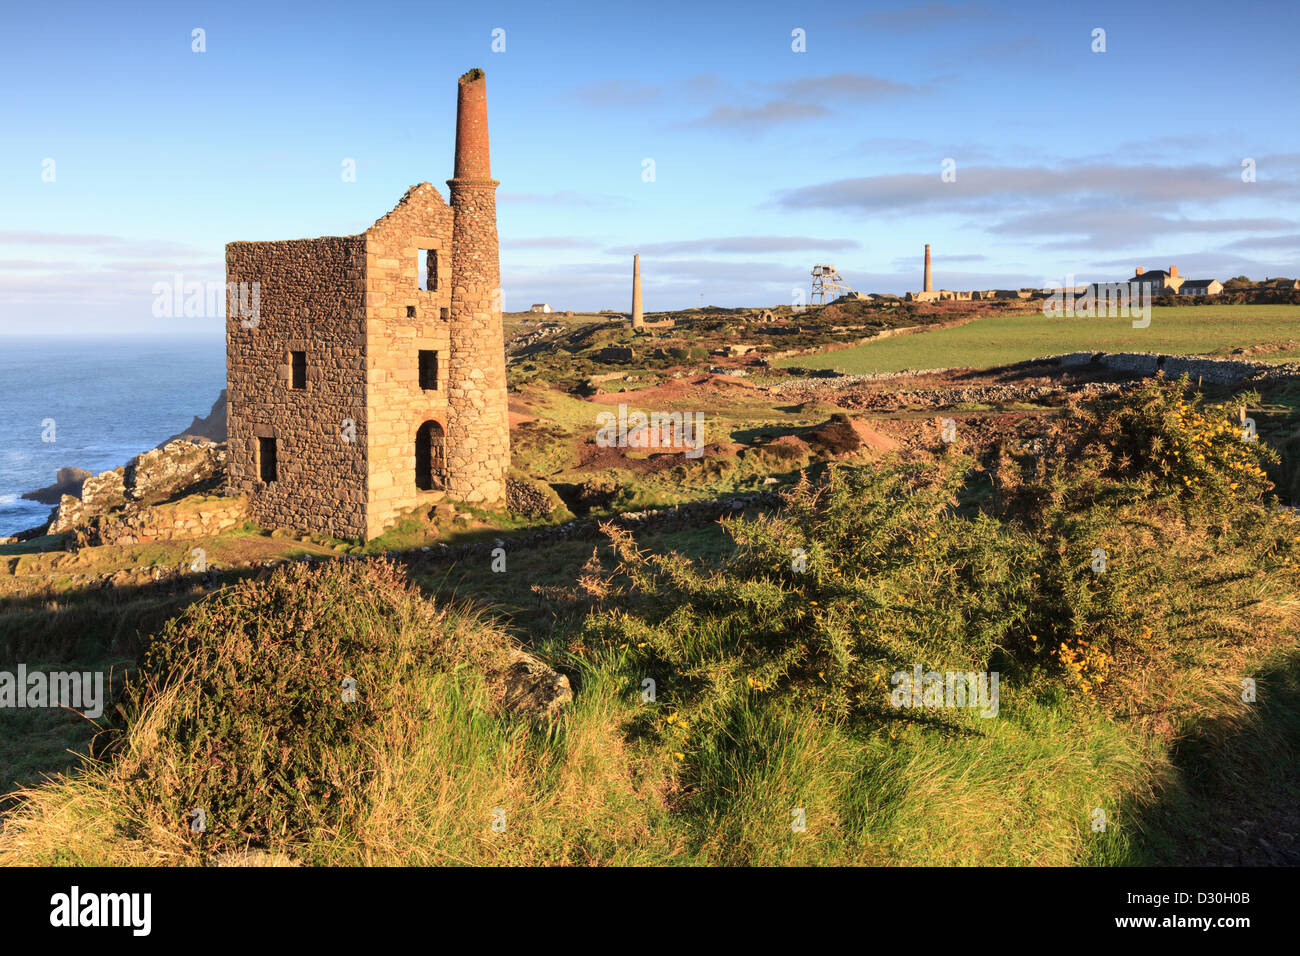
452 68 492 180
446 68 509 503
923 244 932 292
1170 265 1178 277
1135 266 1144 276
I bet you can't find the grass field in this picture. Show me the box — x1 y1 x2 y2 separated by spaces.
777 305 1300 374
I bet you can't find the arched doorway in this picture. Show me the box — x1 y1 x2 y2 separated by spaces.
415 420 446 491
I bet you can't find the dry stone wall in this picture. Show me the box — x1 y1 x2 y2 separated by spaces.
78 495 249 548
1052 351 1300 385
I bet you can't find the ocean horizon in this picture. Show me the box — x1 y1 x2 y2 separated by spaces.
0 334 226 536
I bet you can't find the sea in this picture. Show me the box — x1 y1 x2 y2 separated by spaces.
0 335 226 537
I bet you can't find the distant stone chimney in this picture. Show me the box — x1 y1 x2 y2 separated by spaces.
1135 266 1144 276
631 254 644 329
1170 265 1178 277
923 244 932 292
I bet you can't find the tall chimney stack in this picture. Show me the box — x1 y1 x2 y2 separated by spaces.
631 254 644 329
446 68 510 504
453 68 492 181
1170 265 1178 277
923 244 932 292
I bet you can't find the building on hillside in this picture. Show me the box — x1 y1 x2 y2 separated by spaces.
224 69 510 541
1261 277 1300 291
1180 279 1224 296
529 303 553 313
1130 265 1185 295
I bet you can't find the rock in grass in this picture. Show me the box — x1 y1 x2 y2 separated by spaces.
502 649 572 719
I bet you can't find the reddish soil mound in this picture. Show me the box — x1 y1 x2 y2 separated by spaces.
803 414 901 457
575 437 744 473
576 441 680 474
768 434 811 453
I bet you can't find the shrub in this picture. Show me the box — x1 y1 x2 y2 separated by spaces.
107 560 508 854
576 459 1039 758
991 374 1289 700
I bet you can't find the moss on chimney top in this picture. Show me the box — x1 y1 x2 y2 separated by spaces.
460 68 485 83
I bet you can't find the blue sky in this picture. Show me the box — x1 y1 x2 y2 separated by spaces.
2 0 1298 335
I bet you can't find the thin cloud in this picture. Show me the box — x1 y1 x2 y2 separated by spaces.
502 236 601 249
992 210 1297 249
679 72 922 131
1087 251 1295 279
0 231 125 246
776 163 1297 214
0 231 210 258
681 100 832 130
1221 233 1300 250
780 73 922 101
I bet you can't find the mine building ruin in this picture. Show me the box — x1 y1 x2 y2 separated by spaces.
224 68 509 540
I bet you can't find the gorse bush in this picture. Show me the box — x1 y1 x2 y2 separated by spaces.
1095 376 1275 504
577 459 1041 759
110 560 508 854
996 375 1290 700
998 375 1278 524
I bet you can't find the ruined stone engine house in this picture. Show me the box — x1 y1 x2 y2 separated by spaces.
224 69 510 540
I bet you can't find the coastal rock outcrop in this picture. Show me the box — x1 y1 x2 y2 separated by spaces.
126 441 227 502
49 469 128 534
160 389 227 446
21 467 92 505
48 440 229 541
